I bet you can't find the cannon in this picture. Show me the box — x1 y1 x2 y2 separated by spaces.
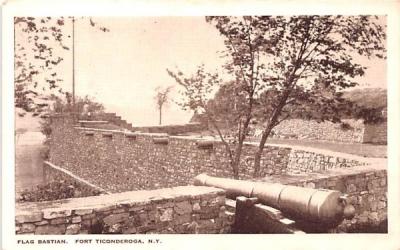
194 174 355 227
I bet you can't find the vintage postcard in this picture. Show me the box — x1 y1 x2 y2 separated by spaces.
2 0 400 250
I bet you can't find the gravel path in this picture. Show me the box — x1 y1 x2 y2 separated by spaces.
15 111 46 193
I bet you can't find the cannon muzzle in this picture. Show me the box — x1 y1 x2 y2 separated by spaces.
194 174 355 226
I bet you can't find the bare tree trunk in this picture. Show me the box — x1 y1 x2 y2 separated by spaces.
230 158 240 179
230 139 245 179
253 94 288 177
253 61 302 177
253 123 274 177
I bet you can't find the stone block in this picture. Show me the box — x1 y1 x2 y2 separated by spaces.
173 214 191 225
16 212 43 223
43 209 72 219
113 208 127 214
74 209 93 216
122 226 137 234
128 205 147 212
50 218 66 225
107 223 123 233
80 219 91 230
159 208 173 222
34 220 49 226
19 223 36 233
35 225 66 235
174 201 192 215
71 216 82 223
103 213 129 226
65 224 81 234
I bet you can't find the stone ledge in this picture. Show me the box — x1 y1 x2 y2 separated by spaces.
16 186 225 217
259 164 387 185
43 161 110 195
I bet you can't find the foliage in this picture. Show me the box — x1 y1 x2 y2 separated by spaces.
167 66 245 178
154 85 174 125
342 88 387 124
39 94 105 138
14 17 109 112
354 107 386 124
17 180 101 202
205 16 386 176
51 93 105 115
343 88 386 110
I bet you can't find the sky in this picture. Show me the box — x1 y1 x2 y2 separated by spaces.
16 16 387 126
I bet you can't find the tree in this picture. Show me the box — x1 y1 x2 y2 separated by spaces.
40 94 105 138
206 16 386 177
167 66 249 179
154 85 173 125
14 17 109 112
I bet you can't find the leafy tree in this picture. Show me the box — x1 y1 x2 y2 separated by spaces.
172 16 385 178
206 16 386 177
40 94 105 138
154 85 173 125
14 17 109 112
168 66 249 179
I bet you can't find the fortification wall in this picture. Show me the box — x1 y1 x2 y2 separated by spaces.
262 164 387 232
132 123 206 135
48 116 364 193
267 119 365 143
16 186 233 234
43 161 109 195
253 118 387 144
363 122 387 144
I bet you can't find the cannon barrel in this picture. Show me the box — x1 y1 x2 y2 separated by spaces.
194 174 355 226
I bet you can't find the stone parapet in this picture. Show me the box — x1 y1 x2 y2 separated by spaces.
259 164 387 232
47 115 367 193
16 186 232 234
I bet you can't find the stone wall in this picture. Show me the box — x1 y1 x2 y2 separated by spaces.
48 115 365 193
43 161 110 195
79 112 134 131
286 149 363 174
252 118 387 144
15 186 233 234
267 119 365 143
363 122 387 144
132 123 207 135
261 165 387 232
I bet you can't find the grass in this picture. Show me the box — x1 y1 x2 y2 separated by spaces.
264 138 387 158
184 129 387 158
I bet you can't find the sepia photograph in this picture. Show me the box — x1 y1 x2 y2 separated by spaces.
2 1 400 250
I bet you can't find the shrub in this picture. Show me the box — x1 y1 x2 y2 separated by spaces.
17 180 101 202
340 122 353 131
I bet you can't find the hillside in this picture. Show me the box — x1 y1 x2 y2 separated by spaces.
342 88 387 110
